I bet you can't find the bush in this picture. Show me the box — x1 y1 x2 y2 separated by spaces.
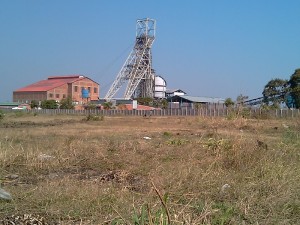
14 110 25 117
225 98 235 108
59 97 74 109
85 114 104 121
0 110 4 121
84 102 97 110
163 131 172 137
41 100 58 109
30 100 39 109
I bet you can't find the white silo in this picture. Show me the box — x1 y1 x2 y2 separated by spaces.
154 76 167 98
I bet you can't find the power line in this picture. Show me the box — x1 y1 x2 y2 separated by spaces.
95 41 135 82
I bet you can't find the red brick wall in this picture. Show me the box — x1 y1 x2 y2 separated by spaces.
47 84 68 100
46 78 100 103
13 77 99 105
13 91 47 103
71 78 99 102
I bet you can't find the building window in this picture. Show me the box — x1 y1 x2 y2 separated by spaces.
49 93 53 98
74 86 78 92
94 87 98 93
88 87 91 92
63 94 66 98
56 94 59 98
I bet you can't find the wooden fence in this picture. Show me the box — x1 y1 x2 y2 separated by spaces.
1 108 300 118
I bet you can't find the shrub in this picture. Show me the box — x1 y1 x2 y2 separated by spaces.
212 202 236 225
85 114 104 121
30 100 39 109
14 110 25 117
163 131 172 137
84 102 97 110
41 100 58 109
225 98 235 108
166 138 189 146
0 110 4 121
59 97 74 109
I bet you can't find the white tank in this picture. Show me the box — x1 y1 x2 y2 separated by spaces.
154 76 167 98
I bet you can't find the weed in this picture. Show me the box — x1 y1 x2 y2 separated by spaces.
212 202 235 225
192 200 205 215
14 110 25 117
166 138 189 146
203 138 233 156
225 110 237 120
112 204 169 225
0 110 4 121
85 114 104 121
240 108 251 118
282 129 300 145
112 183 170 225
107 139 120 153
162 131 172 137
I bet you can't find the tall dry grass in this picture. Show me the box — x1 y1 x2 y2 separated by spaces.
0 112 299 224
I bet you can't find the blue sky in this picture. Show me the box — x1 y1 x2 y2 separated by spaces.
0 0 299 101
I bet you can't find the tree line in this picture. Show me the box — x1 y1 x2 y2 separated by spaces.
30 97 74 109
262 68 300 109
223 69 300 110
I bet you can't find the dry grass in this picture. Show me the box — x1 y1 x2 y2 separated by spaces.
0 111 299 224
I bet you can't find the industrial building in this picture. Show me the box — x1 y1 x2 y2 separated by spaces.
166 89 186 97
13 75 99 104
11 18 225 110
105 18 160 100
168 95 225 109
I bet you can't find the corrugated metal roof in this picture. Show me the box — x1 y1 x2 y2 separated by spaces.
169 95 225 103
0 102 20 106
14 75 92 92
166 89 186 94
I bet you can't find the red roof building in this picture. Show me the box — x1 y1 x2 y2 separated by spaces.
13 75 99 104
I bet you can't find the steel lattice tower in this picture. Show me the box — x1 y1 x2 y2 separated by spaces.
105 18 156 100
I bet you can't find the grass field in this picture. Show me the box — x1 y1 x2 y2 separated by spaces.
0 111 299 224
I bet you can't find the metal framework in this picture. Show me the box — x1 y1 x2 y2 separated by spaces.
105 18 156 100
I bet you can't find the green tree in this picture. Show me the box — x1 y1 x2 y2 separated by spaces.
193 103 202 110
30 100 39 109
160 99 169 109
289 68 300 108
41 100 58 109
59 97 74 109
84 102 97 110
152 98 168 109
224 98 234 108
262 78 288 108
236 94 248 106
136 97 153 106
103 102 113 110
235 94 250 117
